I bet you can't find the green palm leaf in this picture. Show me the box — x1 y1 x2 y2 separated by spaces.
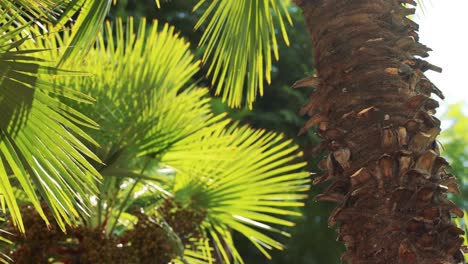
0 6 101 233
171 124 309 263
26 17 225 233
47 17 206 160
1 0 112 66
55 0 113 64
193 0 292 108
79 17 308 262
0 0 65 27
37 17 238 168
55 0 163 64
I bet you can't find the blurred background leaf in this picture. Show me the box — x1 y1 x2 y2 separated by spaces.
440 102 468 209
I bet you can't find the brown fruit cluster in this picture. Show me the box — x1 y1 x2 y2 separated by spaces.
159 199 207 243
123 211 176 264
5 205 63 263
4 200 207 263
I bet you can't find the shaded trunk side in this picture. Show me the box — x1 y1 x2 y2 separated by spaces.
295 0 465 263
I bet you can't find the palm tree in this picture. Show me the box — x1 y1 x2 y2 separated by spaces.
1 0 465 263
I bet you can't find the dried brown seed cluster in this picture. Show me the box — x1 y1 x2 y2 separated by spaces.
4 199 207 263
159 199 207 243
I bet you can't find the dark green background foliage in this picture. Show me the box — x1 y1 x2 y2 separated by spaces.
110 1 344 263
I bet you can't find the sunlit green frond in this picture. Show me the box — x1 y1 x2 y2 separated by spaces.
37 17 204 160
0 10 101 233
27 16 309 262
25 16 224 228
172 125 310 263
56 0 112 64
0 0 66 27
193 0 293 108
35 17 239 169
0 0 111 63
67 17 308 262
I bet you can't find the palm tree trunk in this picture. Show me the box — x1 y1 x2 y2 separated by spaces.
295 0 465 263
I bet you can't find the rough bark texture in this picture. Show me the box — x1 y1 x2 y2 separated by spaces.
295 0 465 263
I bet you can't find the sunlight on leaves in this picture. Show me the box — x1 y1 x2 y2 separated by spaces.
194 0 293 109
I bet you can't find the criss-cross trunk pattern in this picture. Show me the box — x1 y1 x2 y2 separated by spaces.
295 0 465 263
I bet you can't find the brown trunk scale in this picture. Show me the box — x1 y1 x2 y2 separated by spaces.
295 0 465 263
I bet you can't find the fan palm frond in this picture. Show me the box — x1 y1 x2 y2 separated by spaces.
0 0 65 27
27 16 309 262
46 17 205 159
55 0 113 64
193 0 293 108
25 17 224 231
1 0 112 65
0 6 101 233
171 124 309 263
